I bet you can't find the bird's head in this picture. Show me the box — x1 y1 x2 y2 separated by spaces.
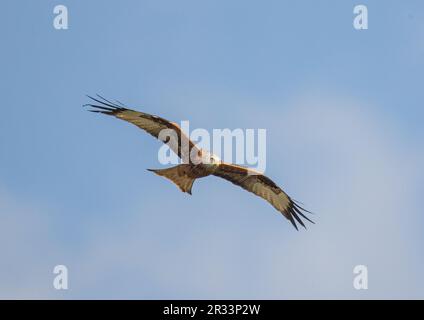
209 153 221 165
199 150 221 166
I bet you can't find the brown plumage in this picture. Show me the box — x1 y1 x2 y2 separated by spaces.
85 95 314 230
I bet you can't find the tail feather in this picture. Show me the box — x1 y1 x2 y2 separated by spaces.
148 165 195 195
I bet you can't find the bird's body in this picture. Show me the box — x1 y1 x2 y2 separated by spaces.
148 162 216 195
85 95 313 230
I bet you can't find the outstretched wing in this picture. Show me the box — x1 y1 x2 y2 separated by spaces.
213 163 313 230
84 95 199 161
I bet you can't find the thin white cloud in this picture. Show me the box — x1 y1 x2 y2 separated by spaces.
1 92 422 299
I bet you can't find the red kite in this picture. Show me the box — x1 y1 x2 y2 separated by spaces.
85 95 313 229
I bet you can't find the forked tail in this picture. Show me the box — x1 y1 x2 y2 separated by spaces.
148 164 195 195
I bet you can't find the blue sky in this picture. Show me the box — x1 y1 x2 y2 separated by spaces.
0 0 423 298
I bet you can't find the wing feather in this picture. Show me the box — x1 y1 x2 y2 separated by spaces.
213 163 313 230
85 95 199 161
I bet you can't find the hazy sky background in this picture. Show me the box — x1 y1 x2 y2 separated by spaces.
0 0 423 299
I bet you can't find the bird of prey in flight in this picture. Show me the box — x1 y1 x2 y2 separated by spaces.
85 95 313 230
